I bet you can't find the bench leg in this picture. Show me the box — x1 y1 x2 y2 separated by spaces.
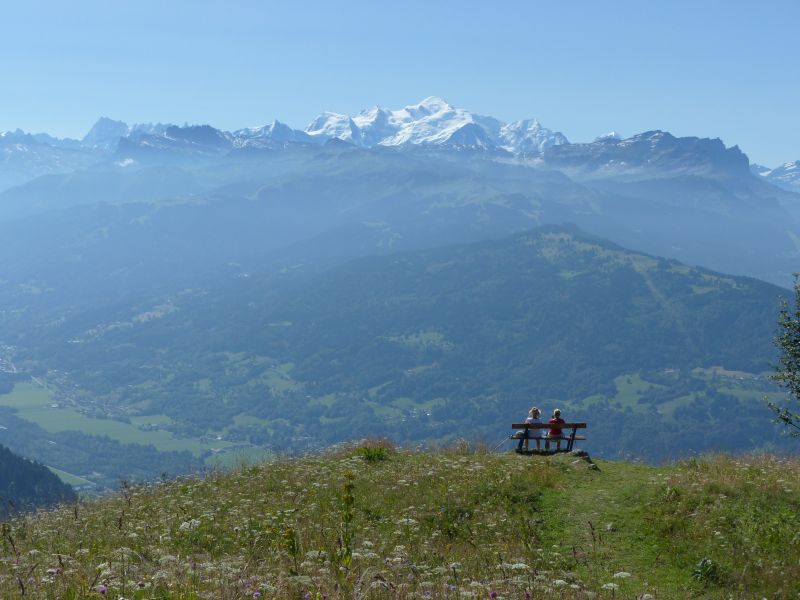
567 428 578 452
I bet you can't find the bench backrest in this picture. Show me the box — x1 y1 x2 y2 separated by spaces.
511 422 586 429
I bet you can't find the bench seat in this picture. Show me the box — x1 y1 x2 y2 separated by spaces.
510 422 587 452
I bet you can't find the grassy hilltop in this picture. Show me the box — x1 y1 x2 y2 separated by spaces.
1 445 798 599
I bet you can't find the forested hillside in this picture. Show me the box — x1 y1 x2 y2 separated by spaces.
0 122 797 484
0 444 75 513
3 226 787 470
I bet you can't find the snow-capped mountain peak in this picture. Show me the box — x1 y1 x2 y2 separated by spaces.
402 96 454 118
233 120 311 146
305 112 362 145
381 100 477 146
4 97 569 160
500 119 568 154
594 131 622 142
759 159 800 193
302 97 567 153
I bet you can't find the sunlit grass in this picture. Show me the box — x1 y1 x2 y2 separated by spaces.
0 446 797 598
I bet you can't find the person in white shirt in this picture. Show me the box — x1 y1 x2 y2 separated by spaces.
517 406 542 451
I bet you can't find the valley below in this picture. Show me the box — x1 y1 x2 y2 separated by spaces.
0 98 798 489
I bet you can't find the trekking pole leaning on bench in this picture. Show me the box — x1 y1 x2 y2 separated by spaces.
492 435 510 452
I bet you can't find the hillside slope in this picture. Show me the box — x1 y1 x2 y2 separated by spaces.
15 225 787 462
0 446 796 598
0 444 75 513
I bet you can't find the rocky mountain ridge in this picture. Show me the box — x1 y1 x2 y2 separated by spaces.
2 97 797 188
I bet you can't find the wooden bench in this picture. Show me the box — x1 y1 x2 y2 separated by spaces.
510 422 587 453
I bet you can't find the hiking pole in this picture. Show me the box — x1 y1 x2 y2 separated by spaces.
492 435 509 452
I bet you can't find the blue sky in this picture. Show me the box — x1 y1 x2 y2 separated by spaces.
1 0 798 165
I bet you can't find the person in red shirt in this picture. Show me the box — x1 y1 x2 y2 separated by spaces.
546 408 566 451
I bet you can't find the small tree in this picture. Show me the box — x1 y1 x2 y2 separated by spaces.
768 274 800 436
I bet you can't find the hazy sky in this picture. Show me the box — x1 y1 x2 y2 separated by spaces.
1 0 798 165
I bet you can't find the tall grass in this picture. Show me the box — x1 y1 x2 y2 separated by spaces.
0 445 796 598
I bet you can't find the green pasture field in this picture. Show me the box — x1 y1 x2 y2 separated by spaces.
47 466 96 487
0 381 235 456
231 414 272 427
577 370 781 419
657 393 698 418
611 373 664 409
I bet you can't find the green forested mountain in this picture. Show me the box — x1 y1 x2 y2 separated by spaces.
0 444 75 513
6 225 788 467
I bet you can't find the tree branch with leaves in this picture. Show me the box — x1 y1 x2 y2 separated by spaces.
768 274 800 436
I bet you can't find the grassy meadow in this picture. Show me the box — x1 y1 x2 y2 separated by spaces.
0 381 237 457
0 444 797 599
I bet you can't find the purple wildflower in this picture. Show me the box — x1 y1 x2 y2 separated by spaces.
489 592 498 599
98 584 107 594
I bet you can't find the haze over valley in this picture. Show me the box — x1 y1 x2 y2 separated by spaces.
0 96 796 488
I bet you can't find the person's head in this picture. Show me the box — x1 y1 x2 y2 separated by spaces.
553 408 561 418
528 407 540 418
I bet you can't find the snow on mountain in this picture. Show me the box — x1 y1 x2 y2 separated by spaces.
378 96 490 146
593 131 622 142
351 106 396 146
541 130 751 178
772 161 800 176
0 129 101 191
0 129 81 149
129 122 172 139
303 96 568 153
3 97 567 159
305 112 363 145
758 160 800 192
500 119 569 153
233 120 312 147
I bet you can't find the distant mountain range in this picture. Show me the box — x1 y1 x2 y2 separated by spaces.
1 114 797 288
3 97 798 191
0 100 798 482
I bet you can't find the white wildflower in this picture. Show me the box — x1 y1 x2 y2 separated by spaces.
179 518 201 532
601 583 619 590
